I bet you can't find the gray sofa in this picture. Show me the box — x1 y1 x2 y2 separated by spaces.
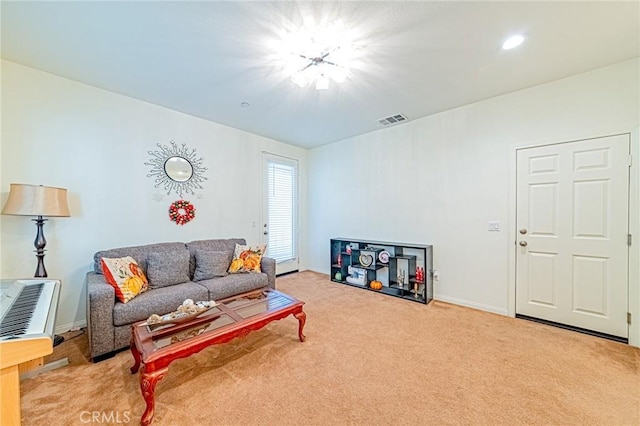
86 238 275 361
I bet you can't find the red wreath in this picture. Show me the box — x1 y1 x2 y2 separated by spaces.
169 200 195 225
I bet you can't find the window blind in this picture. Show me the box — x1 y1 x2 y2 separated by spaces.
267 159 297 263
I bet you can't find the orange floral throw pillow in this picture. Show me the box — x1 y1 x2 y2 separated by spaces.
101 256 149 303
228 244 266 274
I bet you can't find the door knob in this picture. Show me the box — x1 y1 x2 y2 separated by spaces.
519 241 528 247
519 229 528 235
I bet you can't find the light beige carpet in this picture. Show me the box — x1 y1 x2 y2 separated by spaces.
21 271 640 425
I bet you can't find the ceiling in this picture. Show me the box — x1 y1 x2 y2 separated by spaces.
2 1 639 149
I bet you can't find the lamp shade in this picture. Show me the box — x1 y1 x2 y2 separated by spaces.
2 184 70 217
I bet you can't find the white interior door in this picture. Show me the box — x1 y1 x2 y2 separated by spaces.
262 153 299 275
515 134 630 338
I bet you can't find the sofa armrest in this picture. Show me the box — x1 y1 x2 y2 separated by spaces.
261 256 276 289
86 272 116 360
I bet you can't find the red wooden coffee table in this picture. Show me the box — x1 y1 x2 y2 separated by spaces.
130 289 306 425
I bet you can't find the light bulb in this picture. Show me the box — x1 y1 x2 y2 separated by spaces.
502 34 526 50
291 72 309 88
315 74 329 90
329 66 348 83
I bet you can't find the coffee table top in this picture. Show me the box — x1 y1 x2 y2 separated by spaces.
132 289 303 364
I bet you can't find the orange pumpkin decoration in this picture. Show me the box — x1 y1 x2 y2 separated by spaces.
228 258 244 273
124 276 144 295
370 280 383 290
243 254 261 271
129 263 148 285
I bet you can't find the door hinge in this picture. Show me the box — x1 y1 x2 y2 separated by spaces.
628 312 632 325
629 154 633 167
628 234 632 246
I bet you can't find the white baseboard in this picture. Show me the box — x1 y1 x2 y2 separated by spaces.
55 320 86 334
434 294 509 316
20 358 69 380
302 268 509 317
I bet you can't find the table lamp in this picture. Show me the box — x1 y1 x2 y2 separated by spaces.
2 183 71 278
2 184 70 346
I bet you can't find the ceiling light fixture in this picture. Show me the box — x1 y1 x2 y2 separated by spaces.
279 25 353 90
290 48 349 90
502 34 526 50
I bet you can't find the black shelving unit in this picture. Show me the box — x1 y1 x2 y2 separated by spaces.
330 238 433 304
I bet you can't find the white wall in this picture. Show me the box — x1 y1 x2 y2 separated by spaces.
307 58 640 315
0 60 308 332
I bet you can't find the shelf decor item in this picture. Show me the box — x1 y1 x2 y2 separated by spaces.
359 253 374 267
378 250 390 264
346 266 366 285
169 200 195 225
370 280 383 290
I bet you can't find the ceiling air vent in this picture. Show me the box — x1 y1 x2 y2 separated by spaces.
377 113 409 126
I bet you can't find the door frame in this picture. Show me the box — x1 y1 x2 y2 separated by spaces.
261 151 300 275
507 130 640 347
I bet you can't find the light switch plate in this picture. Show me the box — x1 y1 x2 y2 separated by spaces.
488 221 500 231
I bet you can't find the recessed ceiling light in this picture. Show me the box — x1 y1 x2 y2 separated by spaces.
502 34 526 50
240 102 250 108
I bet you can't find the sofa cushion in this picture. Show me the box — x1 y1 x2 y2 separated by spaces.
100 256 149 303
112 282 209 326
196 272 268 301
146 249 190 289
94 242 186 274
193 250 231 281
186 238 246 277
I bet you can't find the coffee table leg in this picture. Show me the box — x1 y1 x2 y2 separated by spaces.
130 337 141 374
140 365 168 426
294 310 306 342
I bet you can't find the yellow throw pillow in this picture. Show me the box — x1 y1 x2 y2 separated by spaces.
228 244 266 273
101 256 149 303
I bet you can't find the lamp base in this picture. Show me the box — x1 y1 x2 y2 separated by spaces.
33 216 49 278
53 335 64 347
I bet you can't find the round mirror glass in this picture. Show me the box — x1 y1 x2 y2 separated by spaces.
164 156 193 182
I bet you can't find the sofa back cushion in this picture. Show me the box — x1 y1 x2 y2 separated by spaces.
186 238 246 278
192 250 232 281
146 249 190 289
94 242 186 275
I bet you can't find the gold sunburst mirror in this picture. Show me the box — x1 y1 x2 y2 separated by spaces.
145 141 207 197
